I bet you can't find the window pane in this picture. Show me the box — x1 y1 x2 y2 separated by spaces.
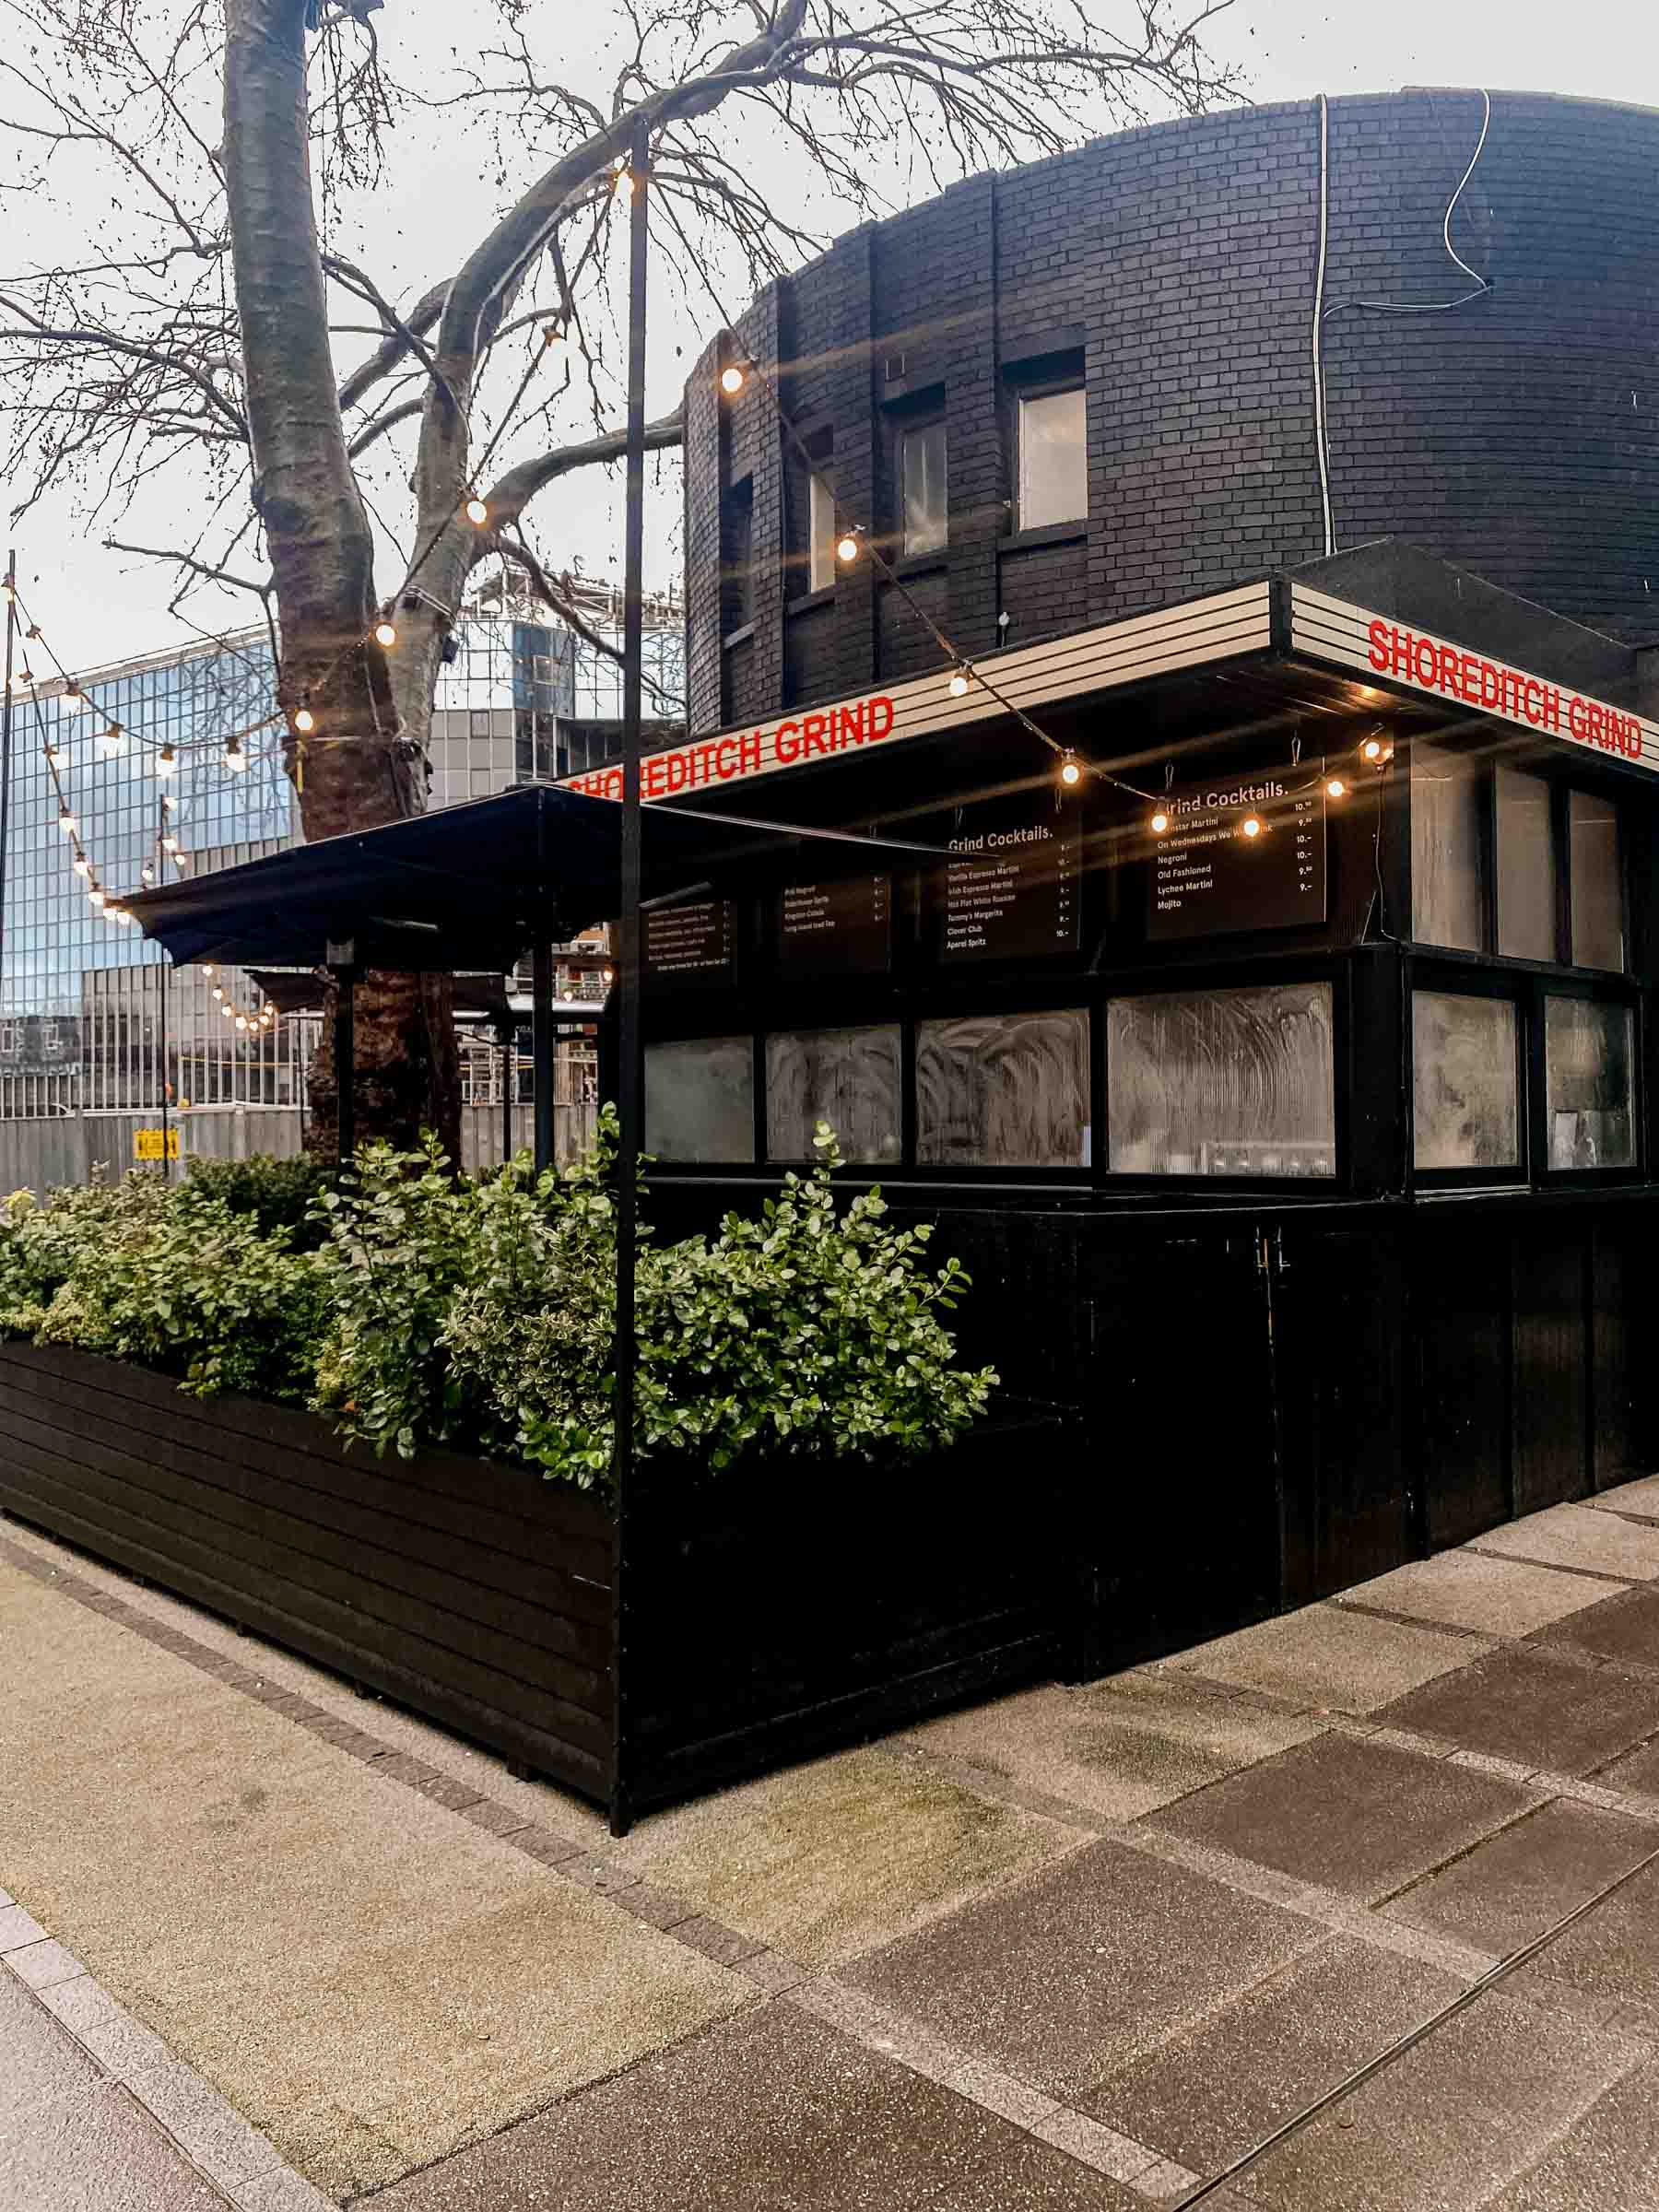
1411 740 1487 951
901 422 947 556
1107 982 1335 1177
766 1025 901 1163
1413 992 1519 1171
916 1008 1088 1168
808 473 836 594
1018 388 1086 530
1495 766 1556 961
644 1036 755 1162
1570 792 1625 971
1546 997 1634 1169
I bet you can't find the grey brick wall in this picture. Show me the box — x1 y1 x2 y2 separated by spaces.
684 88 1659 736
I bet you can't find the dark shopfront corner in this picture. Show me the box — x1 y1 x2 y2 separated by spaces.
620 547 1659 1680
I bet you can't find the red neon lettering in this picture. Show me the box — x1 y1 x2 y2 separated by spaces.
1368 619 1390 673
1570 697 1589 740
643 755 666 798
739 730 763 774
1414 637 1439 688
1389 626 1411 678
1541 685 1562 733
774 720 801 765
665 750 688 793
840 701 866 746
715 737 737 779
1523 678 1543 724
801 712 828 755
1433 642 1457 697
868 696 895 742
1479 660 1502 710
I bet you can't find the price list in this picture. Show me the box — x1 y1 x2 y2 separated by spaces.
1147 771 1326 941
775 875 892 977
936 803 1080 964
641 897 737 990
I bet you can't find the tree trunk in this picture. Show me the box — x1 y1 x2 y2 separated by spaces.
223 0 459 1163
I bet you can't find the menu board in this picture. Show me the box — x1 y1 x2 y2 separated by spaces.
641 897 736 989
775 875 892 977
1147 771 1326 941
934 799 1081 964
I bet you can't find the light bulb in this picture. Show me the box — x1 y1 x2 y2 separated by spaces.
719 364 745 394
236 1016 249 1031
43 739 61 762
465 496 489 527
141 863 155 885
221 1003 233 1018
614 163 634 199
157 744 176 776
1151 810 1170 835
373 617 396 648
1361 737 1382 762
602 966 614 982
88 884 105 908
160 833 180 853
172 851 186 870
225 741 248 771
212 986 224 1001
542 322 568 353
1241 815 1262 839
1060 756 1081 787
204 964 215 978
837 532 860 564
293 706 315 734
947 668 970 699
58 808 76 835
100 722 124 755
1326 776 1346 798
73 853 90 876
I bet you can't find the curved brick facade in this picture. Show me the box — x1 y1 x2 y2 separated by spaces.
685 88 1659 739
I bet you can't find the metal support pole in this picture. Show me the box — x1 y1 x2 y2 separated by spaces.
532 943 555 1171
159 956 171 1182
500 1018 513 1165
1 550 16 1032
608 113 650 1841
327 941 357 1167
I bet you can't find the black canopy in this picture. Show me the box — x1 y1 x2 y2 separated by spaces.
124 782 942 971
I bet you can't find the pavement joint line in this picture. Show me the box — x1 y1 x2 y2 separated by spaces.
0 1951 332 2208
1465 1543 1645 1585
0 1519 791 1998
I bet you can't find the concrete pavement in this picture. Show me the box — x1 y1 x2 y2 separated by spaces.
4 1477 1659 2206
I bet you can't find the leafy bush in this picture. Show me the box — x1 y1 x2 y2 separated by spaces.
0 1174 169 1339
187 1152 331 1245
33 1182 326 1404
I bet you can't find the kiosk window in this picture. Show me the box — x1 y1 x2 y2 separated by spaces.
1546 998 1634 1170
916 1008 1089 1168
1106 982 1335 1178
766 1025 901 1164
1496 767 1557 962
644 1037 755 1163
900 423 947 556
1569 792 1625 971
1412 991 1519 1171
1017 389 1086 530
1411 740 1487 952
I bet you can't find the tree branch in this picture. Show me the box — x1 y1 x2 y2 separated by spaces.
483 406 684 529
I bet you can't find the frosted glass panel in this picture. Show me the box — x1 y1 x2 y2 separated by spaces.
901 423 947 556
1018 388 1086 529
645 1036 755 1162
1570 792 1625 971
766 1025 901 1163
1106 982 1335 1178
1546 998 1634 1170
1413 992 1519 1171
916 1008 1089 1168
1496 767 1556 961
1411 740 1487 951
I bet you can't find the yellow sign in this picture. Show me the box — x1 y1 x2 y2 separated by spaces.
132 1127 180 1162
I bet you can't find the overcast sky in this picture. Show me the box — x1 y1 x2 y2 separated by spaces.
5 0 1655 674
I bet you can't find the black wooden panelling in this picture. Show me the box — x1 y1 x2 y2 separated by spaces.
1592 1218 1637 1490
1411 1226 1512 1549
1512 1227 1592 1513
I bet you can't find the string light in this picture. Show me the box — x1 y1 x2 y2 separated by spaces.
100 721 124 757
1151 810 1170 835
373 610 397 648
719 363 746 394
1327 776 1347 798
57 806 76 835
613 158 634 200
156 744 177 776
836 529 861 565
542 322 569 354
1060 753 1081 787
87 884 105 908
224 736 248 771
140 862 155 885
293 705 315 734
947 666 971 699
1361 736 1383 762
160 831 180 853
1241 815 1263 839
73 853 90 876
465 495 489 527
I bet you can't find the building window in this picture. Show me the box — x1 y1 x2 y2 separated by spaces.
1410 739 1487 953
0 1022 18 1058
916 1007 1089 1169
721 477 755 634
1495 766 1556 962
766 1025 901 1164
42 1022 59 1055
1106 983 1335 1178
807 472 838 594
1546 996 1634 1170
644 1036 755 1163
900 422 947 557
1412 990 1520 1172
1569 791 1624 971
1017 387 1086 531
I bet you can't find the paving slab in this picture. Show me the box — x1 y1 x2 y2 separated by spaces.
843 1839 1324 2104
604 1745 1073 1970
1081 1936 1459 2173
1382 1798 1659 1957
905 1674 1324 1822
1534 1585 1659 1669
1143 1731 1535 1901
0 1965 104 2142
0 2071 231 2212
1343 1552 1609 1638
1165 1605 1479 1713
1374 1643 1659 1777
1500 1856 1659 2037
1480 2052 1659 2210
1477 1503 1659 1582
1234 1990 1645 2212
1593 1735 1659 1795
360 2001 1124 2211
0 1557 742 2202
1588 1474 1659 1524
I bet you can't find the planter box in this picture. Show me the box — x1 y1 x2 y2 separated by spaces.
0 1340 1064 1820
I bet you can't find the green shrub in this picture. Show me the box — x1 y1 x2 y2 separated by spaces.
186 1152 330 1245
0 1174 169 1338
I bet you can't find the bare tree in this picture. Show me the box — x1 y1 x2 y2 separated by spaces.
0 0 1241 1153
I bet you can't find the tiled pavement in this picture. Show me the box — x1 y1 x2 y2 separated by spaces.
5 1482 1659 2207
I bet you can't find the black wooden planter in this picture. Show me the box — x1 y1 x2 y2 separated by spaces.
0 1340 1063 1818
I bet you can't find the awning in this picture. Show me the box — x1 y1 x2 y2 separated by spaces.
123 782 944 971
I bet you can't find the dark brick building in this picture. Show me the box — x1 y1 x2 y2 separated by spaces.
687 88 1659 737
